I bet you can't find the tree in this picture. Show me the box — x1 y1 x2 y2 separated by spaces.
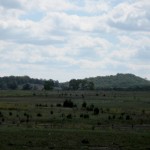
69 79 79 90
22 83 32 90
7 82 18 90
44 80 54 90
88 82 94 90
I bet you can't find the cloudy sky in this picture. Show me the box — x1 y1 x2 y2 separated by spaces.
0 0 150 81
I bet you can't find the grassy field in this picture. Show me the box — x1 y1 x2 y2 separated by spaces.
0 90 150 150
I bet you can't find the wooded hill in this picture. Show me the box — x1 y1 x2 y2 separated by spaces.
86 73 150 90
0 74 150 91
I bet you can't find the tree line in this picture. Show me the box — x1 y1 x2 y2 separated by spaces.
0 74 150 91
0 76 95 91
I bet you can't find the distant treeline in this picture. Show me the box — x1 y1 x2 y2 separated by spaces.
0 74 150 91
0 76 44 90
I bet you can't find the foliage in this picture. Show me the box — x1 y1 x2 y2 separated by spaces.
22 83 32 90
63 99 74 108
87 73 150 90
44 80 54 90
94 107 99 115
82 102 87 108
69 79 95 90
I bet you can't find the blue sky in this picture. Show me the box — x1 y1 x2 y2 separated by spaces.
0 0 150 81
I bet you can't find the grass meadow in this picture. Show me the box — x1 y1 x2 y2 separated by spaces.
0 90 149 150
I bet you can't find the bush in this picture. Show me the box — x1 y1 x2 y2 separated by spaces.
81 139 89 144
80 114 83 118
84 114 89 119
9 112 12 116
94 108 99 115
37 113 42 117
112 115 116 119
63 99 74 108
56 103 62 107
86 104 94 111
67 114 72 119
126 115 131 120
82 102 87 108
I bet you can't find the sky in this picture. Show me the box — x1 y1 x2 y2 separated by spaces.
0 0 150 82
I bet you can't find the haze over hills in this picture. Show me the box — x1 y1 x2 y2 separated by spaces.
0 73 150 90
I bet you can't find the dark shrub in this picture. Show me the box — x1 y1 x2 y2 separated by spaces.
82 102 87 108
112 115 116 119
108 115 111 120
80 114 83 118
94 108 99 115
9 112 12 116
81 139 89 144
126 115 131 120
63 100 74 108
96 93 99 96
86 104 94 111
67 114 72 119
84 114 89 119
37 113 42 117
56 103 62 107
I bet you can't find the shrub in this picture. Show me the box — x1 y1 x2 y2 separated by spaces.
86 104 94 111
67 114 72 119
84 114 89 119
82 102 87 108
9 112 12 116
37 113 42 117
63 99 74 108
94 108 99 115
80 114 83 118
112 115 116 119
0 111 3 117
81 139 89 144
108 116 111 120
126 115 131 120
56 103 62 107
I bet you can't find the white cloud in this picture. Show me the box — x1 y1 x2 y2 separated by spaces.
0 0 150 81
108 0 150 32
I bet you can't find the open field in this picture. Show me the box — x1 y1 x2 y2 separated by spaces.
0 90 150 150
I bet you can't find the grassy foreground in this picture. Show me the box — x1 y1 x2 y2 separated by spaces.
0 90 149 149
0 127 150 150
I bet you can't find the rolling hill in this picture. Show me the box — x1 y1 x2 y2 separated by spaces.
86 73 150 90
0 73 150 90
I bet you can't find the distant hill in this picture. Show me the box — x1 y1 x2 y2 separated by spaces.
86 73 150 90
0 74 150 90
0 76 45 90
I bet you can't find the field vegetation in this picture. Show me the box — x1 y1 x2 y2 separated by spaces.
0 90 149 149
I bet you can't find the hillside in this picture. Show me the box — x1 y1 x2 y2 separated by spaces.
0 74 150 90
86 73 150 90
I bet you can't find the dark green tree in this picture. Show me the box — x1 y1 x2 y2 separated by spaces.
69 79 79 90
44 80 54 90
22 83 32 90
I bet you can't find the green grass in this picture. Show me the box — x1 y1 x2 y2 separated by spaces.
0 90 150 149
0 127 149 150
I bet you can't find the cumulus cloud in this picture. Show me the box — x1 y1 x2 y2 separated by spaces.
108 0 150 32
0 0 150 81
